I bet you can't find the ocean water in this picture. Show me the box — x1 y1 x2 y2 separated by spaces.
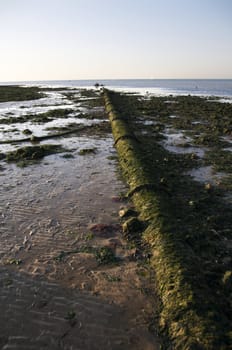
1 79 232 98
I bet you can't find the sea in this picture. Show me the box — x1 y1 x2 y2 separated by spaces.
1 79 232 100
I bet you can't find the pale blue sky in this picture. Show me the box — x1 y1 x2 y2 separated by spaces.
0 0 231 81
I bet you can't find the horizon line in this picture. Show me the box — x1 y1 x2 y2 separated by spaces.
1 77 232 84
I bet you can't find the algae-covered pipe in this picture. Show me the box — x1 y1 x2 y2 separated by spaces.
104 91 155 196
103 89 230 350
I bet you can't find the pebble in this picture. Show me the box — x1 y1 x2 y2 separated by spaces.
23 236 28 245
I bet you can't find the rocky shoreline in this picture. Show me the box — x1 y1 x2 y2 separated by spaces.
104 89 232 349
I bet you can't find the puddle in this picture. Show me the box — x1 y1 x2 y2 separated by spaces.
214 98 232 104
221 135 232 144
192 121 202 125
136 118 158 126
160 128 205 157
185 166 226 185
164 100 178 104
162 128 191 144
0 88 106 144
223 147 232 152
0 116 104 143
143 120 155 126
0 91 75 118
161 142 205 157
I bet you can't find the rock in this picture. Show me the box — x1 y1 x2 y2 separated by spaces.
81 282 91 291
122 217 144 239
119 207 137 218
222 270 232 288
23 236 28 245
23 129 32 135
30 135 40 143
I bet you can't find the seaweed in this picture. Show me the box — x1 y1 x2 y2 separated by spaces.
0 85 44 102
78 148 97 155
79 89 99 98
0 108 74 125
5 144 65 167
54 245 118 265
94 246 118 265
104 89 232 349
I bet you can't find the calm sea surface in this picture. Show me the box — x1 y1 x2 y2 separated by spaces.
1 79 232 98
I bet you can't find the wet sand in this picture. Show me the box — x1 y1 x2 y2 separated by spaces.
0 88 161 349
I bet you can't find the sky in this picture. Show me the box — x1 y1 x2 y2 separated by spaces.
0 0 232 81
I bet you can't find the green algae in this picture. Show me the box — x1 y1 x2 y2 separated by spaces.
6 259 22 266
5 144 65 167
102 273 121 282
2 128 19 133
65 310 76 321
54 245 118 266
0 125 90 145
79 89 99 98
143 95 232 150
104 89 232 349
62 153 75 159
205 149 232 173
79 121 111 137
0 121 110 146
54 246 96 262
95 246 118 265
0 86 44 102
78 148 97 155
0 108 74 125
45 123 83 132
36 108 74 120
